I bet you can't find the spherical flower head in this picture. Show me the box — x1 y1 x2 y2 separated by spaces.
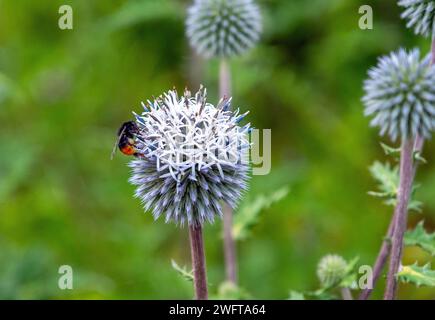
186 0 262 59
363 48 435 141
129 87 251 227
317 254 348 288
398 0 435 37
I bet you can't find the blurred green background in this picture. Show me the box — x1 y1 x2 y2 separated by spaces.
0 0 434 299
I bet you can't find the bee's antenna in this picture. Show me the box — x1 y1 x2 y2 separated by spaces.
110 125 126 160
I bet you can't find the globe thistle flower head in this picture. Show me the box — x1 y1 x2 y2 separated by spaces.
398 0 435 38
317 254 348 288
363 48 435 141
129 87 251 227
186 0 262 59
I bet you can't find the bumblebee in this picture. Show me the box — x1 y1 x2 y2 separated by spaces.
111 121 141 159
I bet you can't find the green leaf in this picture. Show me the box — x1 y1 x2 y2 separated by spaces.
414 151 427 164
339 257 359 289
368 161 421 212
379 142 425 163
232 187 289 241
369 161 398 198
171 260 193 282
397 263 435 287
404 221 435 256
408 199 423 213
380 143 401 158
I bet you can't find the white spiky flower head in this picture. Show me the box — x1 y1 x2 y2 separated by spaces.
186 0 262 59
398 0 435 38
317 254 348 288
129 87 251 227
363 48 435 141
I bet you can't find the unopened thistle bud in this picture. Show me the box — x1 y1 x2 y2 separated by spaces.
186 0 262 59
362 48 435 141
317 254 348 288
398 0 435 38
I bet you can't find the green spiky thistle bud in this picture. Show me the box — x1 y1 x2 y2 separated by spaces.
398 0 435 38
186 0 262 59
362 48 435 141
317 255 348 288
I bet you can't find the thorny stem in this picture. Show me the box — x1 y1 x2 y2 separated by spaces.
188 48 203 89
219 59 232 101
358 216 395 300
189 224 208 300
358 37 434 301
219 59 238 284
358 136 424 300
384 139 414 300
223 203 238 283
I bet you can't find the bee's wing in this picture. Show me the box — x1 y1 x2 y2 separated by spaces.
110 126 126 160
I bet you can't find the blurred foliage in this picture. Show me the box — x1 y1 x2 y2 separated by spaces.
232 186 288 240
0 0 434 299
171 259 194 283
0 243 56 299
405 221 435 257
213 281 251 300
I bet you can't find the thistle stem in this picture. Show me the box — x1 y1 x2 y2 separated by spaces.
189 224 208 300
384 139 414 300
219 59 231 99
223 203 238 283
341 287 353 300
381 36 434 300
219 59 238 284
358 216 395 300
188 48 203 89
359 39 433 301
359 136 424 300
